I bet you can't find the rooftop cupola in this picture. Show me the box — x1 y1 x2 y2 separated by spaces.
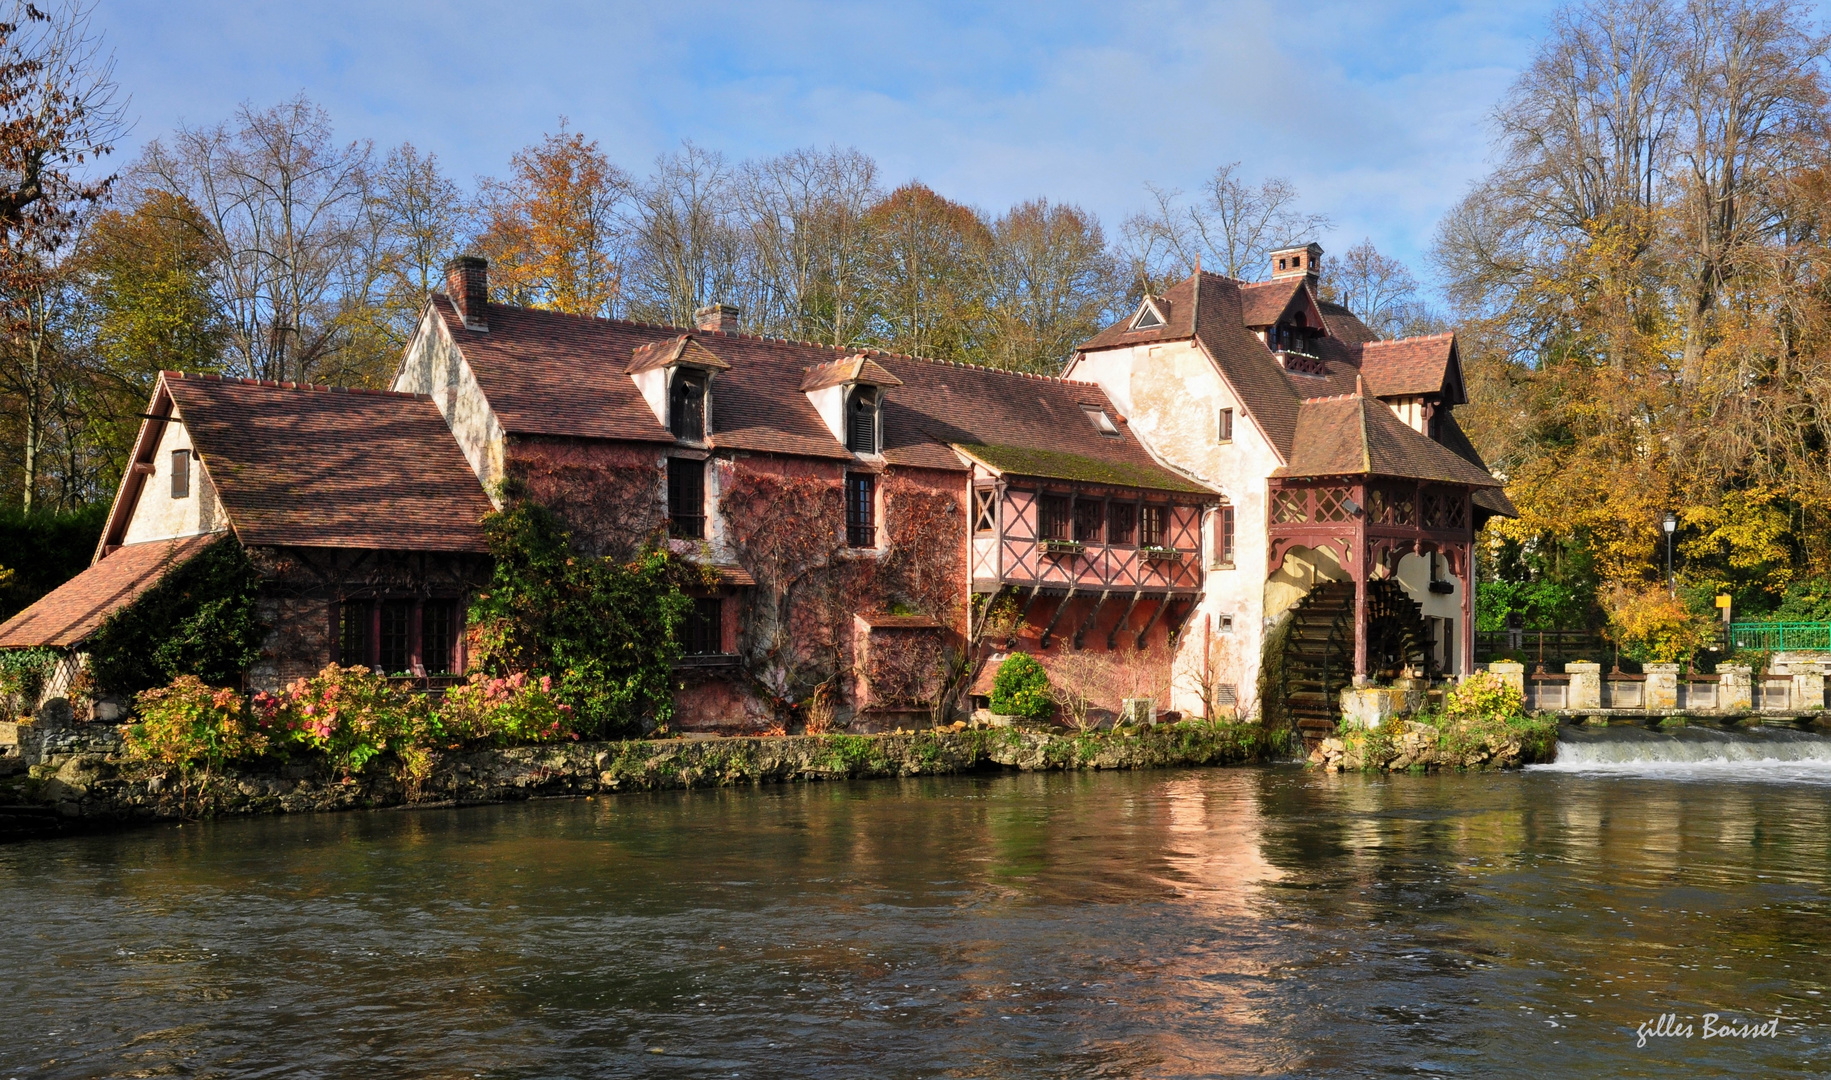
1269 242 1322 283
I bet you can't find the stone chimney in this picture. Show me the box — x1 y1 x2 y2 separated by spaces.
1269 242 1322 283
445 256 489 330
694 303 739 336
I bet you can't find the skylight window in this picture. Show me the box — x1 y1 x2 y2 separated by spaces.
1132 301 1164 329
1083 406 1120 437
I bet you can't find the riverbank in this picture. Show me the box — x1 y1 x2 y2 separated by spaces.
1307 712 1558 772
0 722 1277 833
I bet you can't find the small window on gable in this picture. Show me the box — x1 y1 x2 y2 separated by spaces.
1132 301 1163 330
1217 408 1233 443
1082 406 1120 437
171 450 190 499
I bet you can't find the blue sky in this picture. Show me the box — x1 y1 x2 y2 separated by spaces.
97 1 1565 279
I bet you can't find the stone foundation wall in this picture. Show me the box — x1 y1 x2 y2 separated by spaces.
1 724 1277 832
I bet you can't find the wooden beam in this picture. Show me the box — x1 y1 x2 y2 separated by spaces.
1038 586 1078 650
1008 584 1044 647
1108 590 1144 650
1164 593 1202 649
1134 594 1168 650
1072 590 1111 650
969 585 1005 640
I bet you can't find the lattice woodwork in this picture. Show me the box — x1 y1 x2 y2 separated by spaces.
1273 489 1309 524
1314 487 1351 523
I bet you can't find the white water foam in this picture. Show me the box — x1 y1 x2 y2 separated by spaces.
1528 725 1831 785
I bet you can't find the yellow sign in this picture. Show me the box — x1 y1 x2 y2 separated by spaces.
1715 594 1732 609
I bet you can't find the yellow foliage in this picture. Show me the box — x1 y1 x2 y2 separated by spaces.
1599 584 1713 664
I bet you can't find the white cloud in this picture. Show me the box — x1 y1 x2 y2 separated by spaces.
97 0 1560 275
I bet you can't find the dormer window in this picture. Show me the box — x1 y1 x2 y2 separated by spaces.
1082 406 1120 437
1132 300 1165 330
847 387 880 455
670 370 707 441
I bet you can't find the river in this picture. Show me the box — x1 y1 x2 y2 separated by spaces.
2 736 1828 1078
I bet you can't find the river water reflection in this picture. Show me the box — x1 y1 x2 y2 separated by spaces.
1 766 1827 1078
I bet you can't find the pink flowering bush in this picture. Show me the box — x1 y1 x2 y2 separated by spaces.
435 671 576 745
129 675 280 770
126 665 580 779
278 664 422 776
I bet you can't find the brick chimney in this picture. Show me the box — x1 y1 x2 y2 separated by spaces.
445 256 489 330
694 303 739 335
1270 242 1322 283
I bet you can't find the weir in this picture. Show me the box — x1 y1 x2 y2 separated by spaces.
1535 724 1831 782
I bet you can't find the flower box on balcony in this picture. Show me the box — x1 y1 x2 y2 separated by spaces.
1037 539 1084 556
1139 545 1183 563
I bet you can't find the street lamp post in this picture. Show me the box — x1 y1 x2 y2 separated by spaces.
1663 512 1677 598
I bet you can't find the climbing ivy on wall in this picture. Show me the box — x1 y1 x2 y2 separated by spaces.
469 491 711 736
88 536 268 696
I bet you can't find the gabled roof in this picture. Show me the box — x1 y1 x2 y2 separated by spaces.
1077 272 1306 462
627 334 732 374
1359 334 1464 403
1435 410 1518 517
1237 277 1305 326
1317 300 1380 346
430 294 1202 492
0 534 219 648
799 354 903 392
157 373 494 552
1274 393 1502 487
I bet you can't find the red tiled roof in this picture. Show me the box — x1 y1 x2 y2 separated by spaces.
1275 393 1502 487
1435 411 1518 517
1317 300 1380 346
800 354 902 391
165 373 494 552
1359 334 1461 401
434 295 1202 492
0 534 220 648
627 334 732 374
1238 278 1304 326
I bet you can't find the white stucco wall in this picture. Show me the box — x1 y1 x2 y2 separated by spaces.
1067 340 1284 718
121 418 225 544
1394 551 1467 674
394 307 508 503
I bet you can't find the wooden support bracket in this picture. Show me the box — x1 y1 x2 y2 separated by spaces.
1108 590 1144 650
1009 584 1044 648
1134 594 1168 650
1037 586 1078 650
1164 593 1202 649
1072 590 1111 650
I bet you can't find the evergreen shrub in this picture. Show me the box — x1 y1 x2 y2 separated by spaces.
88 536 267 695
990 653 1054 720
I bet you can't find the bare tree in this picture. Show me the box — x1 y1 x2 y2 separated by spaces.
625 142 742 327
734 145 880 346
1673 0 1829 374
139 96 376 385
1122 162 1329 287
865 182 988 361
365 142 467 344
1321 239 1428 339
977 199 1118 373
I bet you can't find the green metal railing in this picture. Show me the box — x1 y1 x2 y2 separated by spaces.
1728 621 1831 652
